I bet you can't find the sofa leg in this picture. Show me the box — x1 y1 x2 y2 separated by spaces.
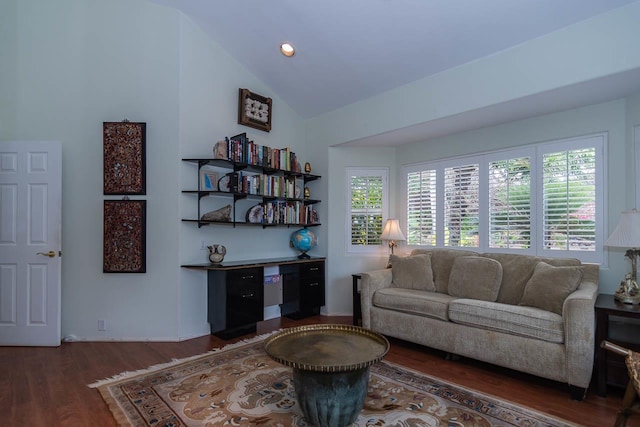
445 353 460 361
569 385 586 401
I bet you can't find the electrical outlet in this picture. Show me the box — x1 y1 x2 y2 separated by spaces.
98 319 107 331
200 240 206 250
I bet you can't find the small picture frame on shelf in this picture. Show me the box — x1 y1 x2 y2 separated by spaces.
199 166 218 191
238 88 272 132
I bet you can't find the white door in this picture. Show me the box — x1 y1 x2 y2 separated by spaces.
0 141 62 346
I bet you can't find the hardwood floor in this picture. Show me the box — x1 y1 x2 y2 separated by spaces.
0 315 635 426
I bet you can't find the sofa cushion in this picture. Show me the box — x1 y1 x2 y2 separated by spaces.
481 253 581 305
411 248 479 293
390 254 435 291
519 262 583 315
373 287 455 321
448 299 564 343
448 256 503 302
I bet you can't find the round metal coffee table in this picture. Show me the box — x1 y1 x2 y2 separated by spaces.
264 324 389 427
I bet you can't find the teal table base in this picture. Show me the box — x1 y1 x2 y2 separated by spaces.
293 366 369 427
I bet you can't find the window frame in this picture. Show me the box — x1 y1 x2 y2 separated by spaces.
346 167 389 254
401 133 606 263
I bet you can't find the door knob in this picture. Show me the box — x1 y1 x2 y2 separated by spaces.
37 251 56 258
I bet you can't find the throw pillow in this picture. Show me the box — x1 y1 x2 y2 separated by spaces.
519 261 583 315
447 256 503 302
390 254 435 291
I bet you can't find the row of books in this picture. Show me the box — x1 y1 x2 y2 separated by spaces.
213 133 302 172
226 172 300 198
260 201 319 225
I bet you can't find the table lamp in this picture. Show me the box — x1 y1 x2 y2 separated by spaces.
605 209 640 304
381 219 405 255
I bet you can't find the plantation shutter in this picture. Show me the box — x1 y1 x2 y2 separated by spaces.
407 170 437 245
444 164 479 247
488 157 531 249
542 148 596 252
350 175 383 246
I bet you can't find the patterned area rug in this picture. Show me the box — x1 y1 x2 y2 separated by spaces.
90 333 578 427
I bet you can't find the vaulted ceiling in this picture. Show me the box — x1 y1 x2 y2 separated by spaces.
149 0 640 145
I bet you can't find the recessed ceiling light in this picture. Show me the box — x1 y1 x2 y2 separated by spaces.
280 43 295 57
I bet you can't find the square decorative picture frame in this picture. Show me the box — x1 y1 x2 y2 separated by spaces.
103 200 146 273
238 88 272 132
103 121 146 195
199 166 218 191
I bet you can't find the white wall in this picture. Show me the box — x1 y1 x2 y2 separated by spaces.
325 147 397 315
1 0 310 341
176 14 309 339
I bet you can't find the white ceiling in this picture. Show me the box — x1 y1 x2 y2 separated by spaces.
149 0 640 145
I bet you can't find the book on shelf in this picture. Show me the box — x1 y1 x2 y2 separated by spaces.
214 133 301 172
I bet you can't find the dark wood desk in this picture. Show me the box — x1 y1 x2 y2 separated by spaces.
183 257 325 339
595 293 640 396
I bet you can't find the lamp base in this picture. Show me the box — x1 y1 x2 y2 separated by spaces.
614 293 640 304
615 273 640 304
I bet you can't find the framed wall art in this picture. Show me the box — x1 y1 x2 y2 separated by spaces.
238 88 272 132
103 121 146 195
103 200 146 273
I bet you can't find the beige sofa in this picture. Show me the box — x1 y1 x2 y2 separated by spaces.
360 249 599 400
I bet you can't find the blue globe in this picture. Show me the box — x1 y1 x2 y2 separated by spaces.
290 228 317 258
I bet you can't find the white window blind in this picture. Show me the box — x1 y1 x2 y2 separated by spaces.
488 157 531 249
347 168 389 253
407 170 436 245
542 147 596 252
402 133 605 263
444 164 479 247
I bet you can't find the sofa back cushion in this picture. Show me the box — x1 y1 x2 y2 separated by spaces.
481 253 581 305
390 254 435 291
519 261 584 314
410 249 479 293
448 256 503 302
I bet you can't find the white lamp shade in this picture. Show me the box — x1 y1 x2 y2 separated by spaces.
605 210 640 248
381 219 406 242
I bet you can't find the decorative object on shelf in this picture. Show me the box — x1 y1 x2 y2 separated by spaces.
238 88 272 132
103 120 146 195
201 204 232 222
199 166 218 191
103 199 146 273
381 219 406 255
304 187 310 199
217 174 232 192
207 244 226 264
304 162 311 173
606 209 640 304
290 228 317 259
246 204 264 223
213 140 227 159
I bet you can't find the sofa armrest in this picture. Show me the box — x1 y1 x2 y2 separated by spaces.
360 269 393 329
563 280 599 388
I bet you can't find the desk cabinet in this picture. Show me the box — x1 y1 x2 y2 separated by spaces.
183 257 325 339
281 260 325 320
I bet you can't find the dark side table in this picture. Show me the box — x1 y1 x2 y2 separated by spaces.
595 293 640 396
352 274 362 326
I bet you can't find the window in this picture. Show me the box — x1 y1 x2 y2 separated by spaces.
444 163 479 247
407 169 436 245
403 134 605 263
488 157 531 249
347 168 389 253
